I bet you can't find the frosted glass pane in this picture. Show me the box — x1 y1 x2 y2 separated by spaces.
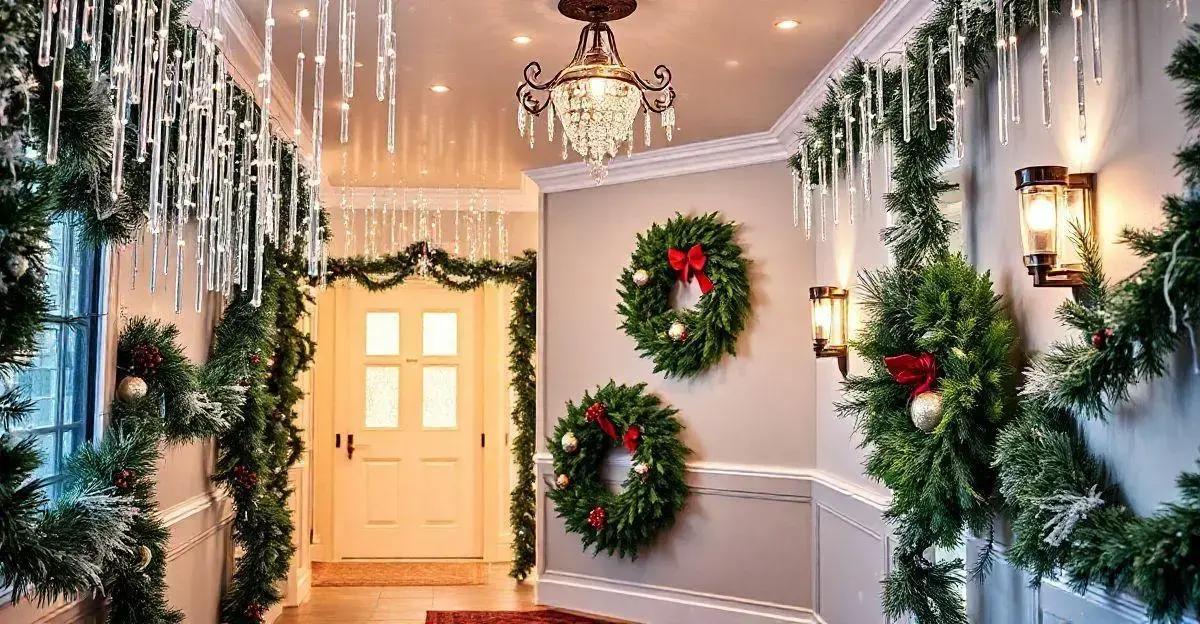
365 312 400 356
365 367 400 428
422 366 457 429
422 312 458 356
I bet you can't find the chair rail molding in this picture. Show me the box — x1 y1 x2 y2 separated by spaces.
524 0 932 193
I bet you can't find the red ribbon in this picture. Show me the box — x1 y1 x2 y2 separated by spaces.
884 353 939 398
586 403 618 441
623 426 641 454
667 244 714 294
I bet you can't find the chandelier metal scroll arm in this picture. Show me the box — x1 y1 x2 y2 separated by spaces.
641 86 676 114
516 61 557 116
635 64 675 113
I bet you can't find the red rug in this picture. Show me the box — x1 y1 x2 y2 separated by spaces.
426 611 619 623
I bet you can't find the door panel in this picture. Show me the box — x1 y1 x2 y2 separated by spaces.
333 281 483 559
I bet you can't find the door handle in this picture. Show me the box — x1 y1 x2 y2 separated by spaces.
347 434 355 460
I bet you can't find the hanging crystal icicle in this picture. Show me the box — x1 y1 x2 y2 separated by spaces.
89 0 106 80
1089 0 1103 84
950 9 965 160
902 40 912 142
858 95 871 208
1040 0 1053 127
387 30 397 153
927 35 938 131
340 101 350 143
1072 0 1087 142
830 128 840 228
309 0 331 276
792 167 800 228
817 141 828 242
1009 3 1022 123
38 0 55 67
45 0 74 164
800 142 813 240
663 107 675 142
843 99 855 223
995 0 1010 146
376 0 388 101
883 127 894 194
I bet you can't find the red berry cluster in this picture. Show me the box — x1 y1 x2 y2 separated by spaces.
113 468 137 491
131 344 164 377
244 602 267 622
232 465 258 490
249 353 263 366
587 506 607 530
585 402 607 423
1092 327 1115 350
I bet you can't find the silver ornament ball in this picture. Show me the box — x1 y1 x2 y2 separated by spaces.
910 391 944 433
632 269 650 287
561 431 579 453
668 321 688 342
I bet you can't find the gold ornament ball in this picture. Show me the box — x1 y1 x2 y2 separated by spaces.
668 321 688 342
632 269 650 287
561 431 579 453
910 391 944 433
136 545 153 571
556 474 570 489
117 376 149 402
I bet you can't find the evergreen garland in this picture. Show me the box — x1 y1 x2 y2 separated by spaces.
547 381 689 559
104 317 241 624
325 241 538 580
789 2 1030 621
616 212 750 378
995 27 1200 622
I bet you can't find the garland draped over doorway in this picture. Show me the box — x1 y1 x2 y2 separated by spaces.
324 242 538 581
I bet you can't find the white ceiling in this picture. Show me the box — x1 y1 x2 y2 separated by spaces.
236 0 886 189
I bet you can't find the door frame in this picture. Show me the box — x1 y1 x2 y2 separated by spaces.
311 279 515 563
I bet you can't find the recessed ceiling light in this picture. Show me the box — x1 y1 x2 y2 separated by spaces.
725 59 740 68
774 19 800 30
512 35 533 45
353 61 364 68
429 84 451 93
296 8 311 18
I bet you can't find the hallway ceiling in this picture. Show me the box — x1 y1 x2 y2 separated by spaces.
237 0 885 189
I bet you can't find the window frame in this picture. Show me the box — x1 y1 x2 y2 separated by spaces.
5 214 105 496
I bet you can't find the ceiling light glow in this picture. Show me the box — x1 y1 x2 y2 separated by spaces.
430 84 451 93
774 19 800 30
512 35 533 45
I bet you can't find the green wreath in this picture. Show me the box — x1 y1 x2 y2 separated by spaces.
548 382 690 559
617 213 750 378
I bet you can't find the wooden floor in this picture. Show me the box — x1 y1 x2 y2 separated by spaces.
277 565 542 624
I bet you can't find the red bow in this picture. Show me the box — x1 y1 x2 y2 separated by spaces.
586 403 618 441
623 426 641 454
884 353 939 398
667 244 714 295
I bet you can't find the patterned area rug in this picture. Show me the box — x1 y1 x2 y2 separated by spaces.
312 561 488 586
425 611 620 623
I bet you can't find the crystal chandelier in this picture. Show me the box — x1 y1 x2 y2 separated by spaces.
516 0 676 183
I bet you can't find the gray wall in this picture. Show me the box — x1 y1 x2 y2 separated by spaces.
960 2 1200 623
538 163 826 624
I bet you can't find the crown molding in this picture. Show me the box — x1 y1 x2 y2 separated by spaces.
524 0 934 194
526 131 791 194
768 0 933 143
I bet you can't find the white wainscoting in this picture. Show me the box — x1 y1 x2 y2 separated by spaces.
534 455 887 624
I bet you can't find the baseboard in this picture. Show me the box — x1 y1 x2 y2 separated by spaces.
537 570 822 624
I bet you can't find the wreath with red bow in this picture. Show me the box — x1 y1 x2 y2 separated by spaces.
548 382 691 559
617 212 751 378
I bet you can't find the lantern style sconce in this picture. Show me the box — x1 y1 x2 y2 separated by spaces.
810 286 849 377
1015 166 1097 288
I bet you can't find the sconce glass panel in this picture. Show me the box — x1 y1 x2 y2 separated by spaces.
809 286 848 354
1015 166 1069 270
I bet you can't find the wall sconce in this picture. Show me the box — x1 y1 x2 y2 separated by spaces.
810 286 849 377
1014 166 1097 288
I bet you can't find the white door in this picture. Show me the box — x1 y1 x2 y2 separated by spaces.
333 281 484 559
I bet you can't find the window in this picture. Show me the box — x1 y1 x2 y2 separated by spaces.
4 214 102 496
